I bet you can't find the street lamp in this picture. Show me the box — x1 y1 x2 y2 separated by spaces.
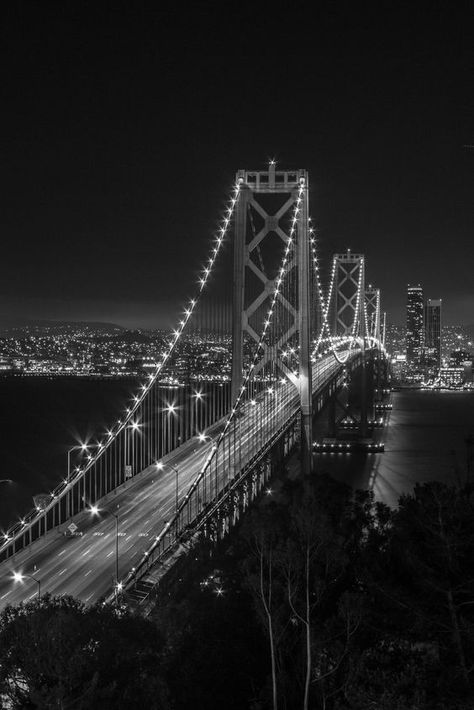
66 443 94 519
124 421 141 479
197 433 220 499
67 443 104 518
191 391 204 436
156 461 179 514
89 505 120 598
67 443 90 478
197 433 217 447
12 571 41 600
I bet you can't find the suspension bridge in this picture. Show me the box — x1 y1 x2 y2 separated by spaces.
0 164 388 609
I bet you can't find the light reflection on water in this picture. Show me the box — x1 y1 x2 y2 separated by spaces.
314 391 474 508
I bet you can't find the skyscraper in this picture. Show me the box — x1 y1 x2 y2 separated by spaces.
425 298 442 368
406 285 424 365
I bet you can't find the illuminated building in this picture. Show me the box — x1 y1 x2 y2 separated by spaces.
439 367 465 386
406 285 424 366
424 298 442 368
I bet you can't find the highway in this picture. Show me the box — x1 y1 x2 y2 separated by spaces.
0 351 349 608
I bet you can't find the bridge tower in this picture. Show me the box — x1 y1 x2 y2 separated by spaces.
332 251 367 436
365 285 381 404
231 164 313 474
365 285 381 342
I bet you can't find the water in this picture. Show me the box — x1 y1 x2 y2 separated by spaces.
0 377 138 530
315 390 474 507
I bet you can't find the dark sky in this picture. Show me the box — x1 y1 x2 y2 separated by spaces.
1 2 473 328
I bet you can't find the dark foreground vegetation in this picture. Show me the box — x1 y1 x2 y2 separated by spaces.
1 473 474 709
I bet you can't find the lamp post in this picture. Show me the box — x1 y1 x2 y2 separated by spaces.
12 571 41 600
67 443 89 480
156 461 179 515
164 403 177 455
89 505 119 598
126 420 140 479
197 433 219 499
66 443 97 519
191 391 203 438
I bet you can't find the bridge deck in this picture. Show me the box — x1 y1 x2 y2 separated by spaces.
0 351 353 608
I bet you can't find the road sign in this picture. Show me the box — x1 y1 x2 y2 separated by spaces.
68 522 78 534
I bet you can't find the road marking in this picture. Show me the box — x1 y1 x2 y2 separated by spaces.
106 551 113 558
81 548 92 556
93 532 104 536
58 550 66 556
84 570 92 577
0 591 11 600
138 533 148 537
58 568 67 576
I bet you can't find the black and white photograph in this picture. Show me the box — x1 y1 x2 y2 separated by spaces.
0 2 473 708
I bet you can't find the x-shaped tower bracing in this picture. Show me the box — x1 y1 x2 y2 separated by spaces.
231 166 309 391
231 164 313 473
332 251 365 341
365 286 381 344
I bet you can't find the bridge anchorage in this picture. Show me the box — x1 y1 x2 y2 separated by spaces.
0 163 389 610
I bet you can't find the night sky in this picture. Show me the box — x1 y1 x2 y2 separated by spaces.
1 2 473 328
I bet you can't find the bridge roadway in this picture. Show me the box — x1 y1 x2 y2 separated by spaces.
0 351 350 608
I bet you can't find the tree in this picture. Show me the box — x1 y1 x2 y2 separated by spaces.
242 505 287 710
347 481 474 708
241 474 373 709
0 594 169 709
389 482 474 697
